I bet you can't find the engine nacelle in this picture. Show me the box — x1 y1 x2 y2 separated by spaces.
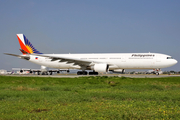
91 64 109 72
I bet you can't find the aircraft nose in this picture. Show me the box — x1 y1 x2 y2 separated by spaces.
174 59 178 64
172 59 178 66
166 59 178 67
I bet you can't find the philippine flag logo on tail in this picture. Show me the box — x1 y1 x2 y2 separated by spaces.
17 34 42 54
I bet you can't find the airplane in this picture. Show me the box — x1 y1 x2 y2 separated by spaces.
4 34 178 75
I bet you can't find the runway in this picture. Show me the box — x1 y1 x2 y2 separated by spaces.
2 74 180 78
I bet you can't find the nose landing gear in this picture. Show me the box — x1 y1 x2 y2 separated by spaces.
155 68 161 76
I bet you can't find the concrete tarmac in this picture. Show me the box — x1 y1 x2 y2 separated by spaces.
2 74 180 78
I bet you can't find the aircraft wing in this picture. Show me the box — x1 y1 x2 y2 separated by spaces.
4 53 30 60
33 54 103 66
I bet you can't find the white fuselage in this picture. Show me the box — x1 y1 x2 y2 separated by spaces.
27 53 177 70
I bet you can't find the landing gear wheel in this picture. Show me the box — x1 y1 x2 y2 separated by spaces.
77 71 82 75
89 72 98 75
83 71 88 75
77 71 88 75
156 72 159 76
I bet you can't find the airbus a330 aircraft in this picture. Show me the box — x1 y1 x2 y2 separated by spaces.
5 34 178 75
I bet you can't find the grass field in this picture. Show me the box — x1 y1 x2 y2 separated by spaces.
0 76 180 119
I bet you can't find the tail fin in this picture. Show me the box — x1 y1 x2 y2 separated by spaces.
17 34 42 54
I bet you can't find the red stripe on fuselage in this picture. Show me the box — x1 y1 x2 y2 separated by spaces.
17 35 30 54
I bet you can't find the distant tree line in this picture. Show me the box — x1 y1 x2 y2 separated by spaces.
162 71 180 74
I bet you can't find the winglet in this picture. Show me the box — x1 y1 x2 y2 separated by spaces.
17 34 42 54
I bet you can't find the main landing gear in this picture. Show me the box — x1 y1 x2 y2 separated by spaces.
77 71 88 75
77 71 98 75
89 71 98 75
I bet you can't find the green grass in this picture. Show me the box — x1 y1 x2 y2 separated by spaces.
0 76 180 119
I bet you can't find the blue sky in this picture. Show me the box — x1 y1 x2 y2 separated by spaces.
0 0 180 71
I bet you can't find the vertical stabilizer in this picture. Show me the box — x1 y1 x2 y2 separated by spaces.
17 34 42 54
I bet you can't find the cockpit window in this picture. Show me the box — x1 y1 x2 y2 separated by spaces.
167 57 173 59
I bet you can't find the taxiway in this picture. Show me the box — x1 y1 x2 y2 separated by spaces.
2 74 180 78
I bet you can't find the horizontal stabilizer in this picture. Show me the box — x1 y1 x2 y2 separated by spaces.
4 53 30 60
4 53 21 57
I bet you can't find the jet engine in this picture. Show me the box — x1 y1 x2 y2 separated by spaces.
91 63 109 72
